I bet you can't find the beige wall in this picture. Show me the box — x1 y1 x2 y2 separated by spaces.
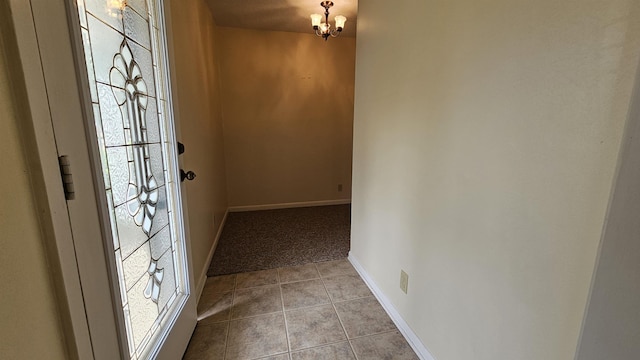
169 0 228 283
576 54 640 360
0 27 67 360
351 1 640 360
217 27 355 207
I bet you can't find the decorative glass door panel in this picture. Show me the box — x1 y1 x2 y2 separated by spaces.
74 0 188 358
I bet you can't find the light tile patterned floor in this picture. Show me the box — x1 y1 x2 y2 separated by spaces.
183 259 419 360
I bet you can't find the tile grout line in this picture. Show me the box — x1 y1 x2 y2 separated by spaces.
229 308 284 321
330 294 375 305
190 260 416 359
278 269 293 359
222 274 238 360
287 338 356 353
316 263 361 360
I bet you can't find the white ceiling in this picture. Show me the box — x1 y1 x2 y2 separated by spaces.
205 0 358 37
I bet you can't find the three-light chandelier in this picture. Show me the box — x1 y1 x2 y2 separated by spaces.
310 1 347 41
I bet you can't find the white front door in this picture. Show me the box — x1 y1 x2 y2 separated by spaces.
8 0 197 358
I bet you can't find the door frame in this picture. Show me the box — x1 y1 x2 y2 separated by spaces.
4 0 196 358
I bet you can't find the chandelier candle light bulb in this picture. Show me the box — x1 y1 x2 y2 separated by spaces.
310 1 347 41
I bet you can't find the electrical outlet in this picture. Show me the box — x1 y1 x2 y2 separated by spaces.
400 270 409 294
338 184 343 192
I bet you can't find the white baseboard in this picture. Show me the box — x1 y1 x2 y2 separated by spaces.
195 209 229 303
228 199 351 212
348 253 437 360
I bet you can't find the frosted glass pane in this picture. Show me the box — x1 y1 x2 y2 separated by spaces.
88 15 124 84
97 84 126 146
123 241 151 291
145 98 160 143
148 143 165 186
149 186 168 236
127 273 158 350
85 0 124 32
156 248 175 310
128 0 148 19
124 7 151 50
150 226 170 259
115 201 149 259
128 40 156 97
106 146 131 206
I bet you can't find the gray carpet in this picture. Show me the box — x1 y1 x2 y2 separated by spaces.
207 205 351 276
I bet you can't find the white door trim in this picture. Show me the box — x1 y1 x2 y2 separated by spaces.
5 0 96 358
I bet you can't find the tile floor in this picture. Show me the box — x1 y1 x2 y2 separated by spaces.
183 259 419 360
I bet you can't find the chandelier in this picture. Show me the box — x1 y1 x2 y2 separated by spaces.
310 1 347 41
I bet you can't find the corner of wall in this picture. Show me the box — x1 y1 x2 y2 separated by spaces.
348 253 436 360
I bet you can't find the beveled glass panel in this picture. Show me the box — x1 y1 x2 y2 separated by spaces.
150 226 171 259
156 248 176 310
128 0 148 19
115 249 127 305
145 98 161 143
87 14 124 84
148 143 165 186
77 0 88 28
127 273 158 350
92 104 110 188
115 201 149 259
123 305 137 357
107 190 119 249
123 241 151 291
148 185 168 237
97 84 126 146
75 0 187 358
105 146 130 205
81 29 98 102
85 0 125 32
124 7 151 50
128 40 156 97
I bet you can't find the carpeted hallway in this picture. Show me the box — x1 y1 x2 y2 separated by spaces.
207 205 351 276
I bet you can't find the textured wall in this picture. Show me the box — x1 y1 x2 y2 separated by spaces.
169 0 228 283
0 22 67 360
217 27 355 207
350 0 640 359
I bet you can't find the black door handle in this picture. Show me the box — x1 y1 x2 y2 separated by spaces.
180 169 196 182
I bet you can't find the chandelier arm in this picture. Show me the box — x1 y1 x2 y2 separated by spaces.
315 28 323 37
